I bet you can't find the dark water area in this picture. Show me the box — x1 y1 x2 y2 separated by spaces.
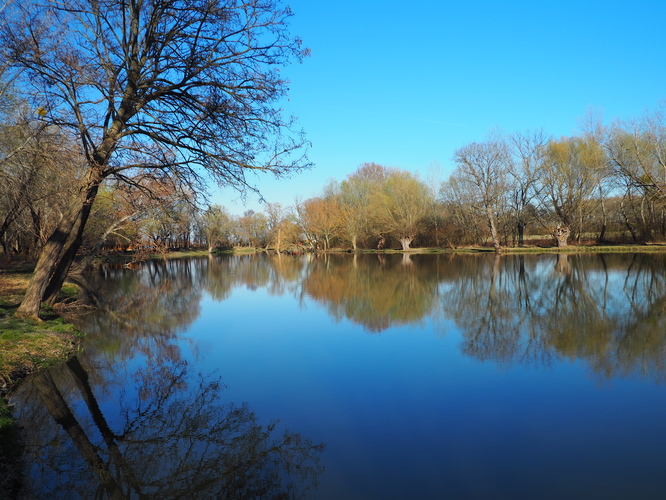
8 252 666 499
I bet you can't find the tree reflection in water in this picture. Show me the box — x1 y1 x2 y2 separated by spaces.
11 252 666 497
300 253 440 333
16 355 324 499
88 253 666 382
13 257 324 499
439 253 666 382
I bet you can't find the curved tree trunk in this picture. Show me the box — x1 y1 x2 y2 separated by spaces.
598 185 607 243
16 171 103 318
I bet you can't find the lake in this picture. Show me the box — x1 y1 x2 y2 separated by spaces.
10 252 666 499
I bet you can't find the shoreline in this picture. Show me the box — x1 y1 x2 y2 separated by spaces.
0 271 82 398
3 242 666 394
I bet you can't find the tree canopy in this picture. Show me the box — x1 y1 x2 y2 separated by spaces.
0 0 310 317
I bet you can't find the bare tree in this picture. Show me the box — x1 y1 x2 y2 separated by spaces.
508 129 548 246
1 0 310 318
265 202 299 253
0 104 83 257
604 106 666 241
453 139 511 252
199 204 233 254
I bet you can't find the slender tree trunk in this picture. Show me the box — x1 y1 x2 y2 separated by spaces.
621 197 638 242
598 186 607 243
486 207 502 253
517 221 525 247
17 170 103 318
0 200 23 249
29 205 43 255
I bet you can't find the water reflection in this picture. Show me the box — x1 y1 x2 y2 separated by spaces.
90 253 666 381
10 252 666 498
438 253 666 381
16 355 324 499
300 254 439 333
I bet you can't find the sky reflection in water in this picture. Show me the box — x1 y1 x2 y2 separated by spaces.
12 253 666 499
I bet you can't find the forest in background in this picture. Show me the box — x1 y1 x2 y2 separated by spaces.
3 100 666 259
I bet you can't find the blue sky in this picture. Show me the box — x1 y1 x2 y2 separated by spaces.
214 0 666 214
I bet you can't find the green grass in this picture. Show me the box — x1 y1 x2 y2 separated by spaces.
0 269 83 495
0 271 82 396
0 397 13 429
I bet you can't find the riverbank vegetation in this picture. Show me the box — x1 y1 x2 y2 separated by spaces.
1 1 665 318
4 106 666 273
0 269 81 494
0 271 80 395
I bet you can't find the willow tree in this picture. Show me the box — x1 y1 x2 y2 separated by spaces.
338 163 393 251
541 137 603 246
1 0 309 318
372 170 430 250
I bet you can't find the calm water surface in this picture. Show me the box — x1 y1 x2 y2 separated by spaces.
11 253 666 499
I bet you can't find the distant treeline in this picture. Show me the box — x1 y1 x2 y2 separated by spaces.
2 105 666 258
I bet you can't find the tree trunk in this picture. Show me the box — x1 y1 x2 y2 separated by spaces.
553 225 570 247
598 185 607 243
621 197 637 242
486 207 502 253
517 221 525 247
399 237 412 250
16 171 102 318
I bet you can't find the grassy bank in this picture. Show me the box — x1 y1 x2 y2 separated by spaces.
337 242 666 254
0 269 81 495
442 243 666 254
0 271 81 396
2 242 665 386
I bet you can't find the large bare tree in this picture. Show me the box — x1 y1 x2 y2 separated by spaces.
1 0 310 318
508 129 548 246
453 139 510 252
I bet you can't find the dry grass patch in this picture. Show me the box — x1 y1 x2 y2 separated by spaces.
0 272 32 304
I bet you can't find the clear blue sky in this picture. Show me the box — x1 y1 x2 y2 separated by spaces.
214 0 666 214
